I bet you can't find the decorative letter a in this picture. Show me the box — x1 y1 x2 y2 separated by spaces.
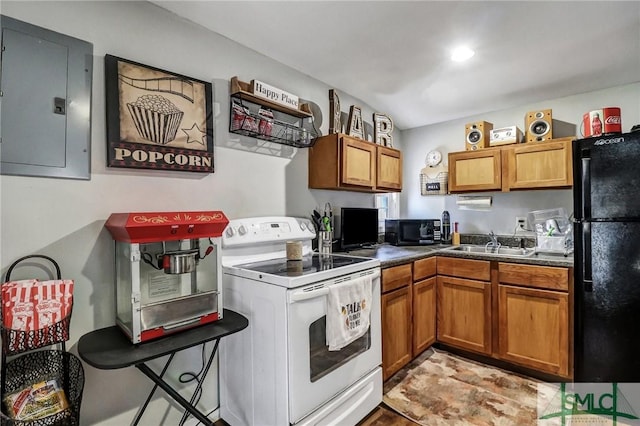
347 106 364 140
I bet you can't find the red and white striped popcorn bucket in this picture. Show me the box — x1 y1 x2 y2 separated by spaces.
1 256 74 355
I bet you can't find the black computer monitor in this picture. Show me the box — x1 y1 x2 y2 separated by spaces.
340 207 379 249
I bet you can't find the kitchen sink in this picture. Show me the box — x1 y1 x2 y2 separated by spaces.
443 244 535 257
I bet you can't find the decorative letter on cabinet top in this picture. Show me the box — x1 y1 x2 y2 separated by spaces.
374 113 394 147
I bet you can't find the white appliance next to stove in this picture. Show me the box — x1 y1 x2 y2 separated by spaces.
220 216 382 426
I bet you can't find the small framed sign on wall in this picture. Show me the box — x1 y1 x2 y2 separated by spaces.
105 55 214 173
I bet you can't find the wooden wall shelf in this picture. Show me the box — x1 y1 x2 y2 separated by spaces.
229 77 317 148
230 77 313 119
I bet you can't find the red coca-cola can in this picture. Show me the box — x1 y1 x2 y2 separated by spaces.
582 107 622 137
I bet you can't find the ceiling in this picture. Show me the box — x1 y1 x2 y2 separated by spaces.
151 1 640 130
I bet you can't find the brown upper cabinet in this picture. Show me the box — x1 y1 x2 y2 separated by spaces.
448 148 502 193
309 133 402 192
376 145 403 191
448 138 573 193
504 139 573 190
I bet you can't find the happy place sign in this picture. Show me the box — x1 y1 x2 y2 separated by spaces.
251 79 299 109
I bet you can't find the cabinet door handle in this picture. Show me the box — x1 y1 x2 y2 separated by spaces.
583 222 593 292
581 156 591 219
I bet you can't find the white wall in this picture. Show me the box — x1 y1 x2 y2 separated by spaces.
400 83 640 234
0 2 397 425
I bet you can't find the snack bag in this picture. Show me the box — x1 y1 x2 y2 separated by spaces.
258 108 274 137
2 280 37 352
3 379 69 420
2 279 74 351
231 99 258 133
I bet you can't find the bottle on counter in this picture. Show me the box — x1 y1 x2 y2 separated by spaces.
452 222 460 246
441 210 451 243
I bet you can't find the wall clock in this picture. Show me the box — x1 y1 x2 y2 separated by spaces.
425 150 443 167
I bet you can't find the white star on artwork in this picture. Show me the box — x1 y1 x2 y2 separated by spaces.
182 123 206 146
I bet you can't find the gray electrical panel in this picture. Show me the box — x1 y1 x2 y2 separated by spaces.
0 15 93 180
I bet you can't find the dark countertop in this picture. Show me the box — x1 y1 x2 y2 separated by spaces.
340 244 444 267
340 243 574 268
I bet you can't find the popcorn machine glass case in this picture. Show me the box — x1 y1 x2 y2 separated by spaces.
105 211 228 343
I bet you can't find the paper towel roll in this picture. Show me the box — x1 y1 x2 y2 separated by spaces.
456 196 492 210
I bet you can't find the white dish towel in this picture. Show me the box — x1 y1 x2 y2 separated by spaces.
326 275 372 351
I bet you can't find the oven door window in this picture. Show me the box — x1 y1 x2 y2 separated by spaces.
309 316 371 382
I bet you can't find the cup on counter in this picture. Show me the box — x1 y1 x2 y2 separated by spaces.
318 231 333 255
286 240 303 261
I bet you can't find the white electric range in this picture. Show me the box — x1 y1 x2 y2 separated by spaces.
219 216 382 426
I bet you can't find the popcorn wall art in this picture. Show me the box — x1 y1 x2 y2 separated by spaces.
105 55 214 173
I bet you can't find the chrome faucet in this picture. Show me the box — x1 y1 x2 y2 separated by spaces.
487 230 500 251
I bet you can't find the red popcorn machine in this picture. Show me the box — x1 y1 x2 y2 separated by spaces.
105 211 228 343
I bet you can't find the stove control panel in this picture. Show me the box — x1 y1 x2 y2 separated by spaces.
259 222 291 234
222 216 315 248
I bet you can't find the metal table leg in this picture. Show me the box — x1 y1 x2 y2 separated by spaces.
132 352 175 426
178 340 220 426
136 361 214 426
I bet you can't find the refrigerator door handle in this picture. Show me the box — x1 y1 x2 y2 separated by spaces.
581 156 591 219
583 222 593 292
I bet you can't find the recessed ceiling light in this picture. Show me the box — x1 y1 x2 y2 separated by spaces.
451 46 475 62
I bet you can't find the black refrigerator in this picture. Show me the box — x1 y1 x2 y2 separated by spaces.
573 130 640 382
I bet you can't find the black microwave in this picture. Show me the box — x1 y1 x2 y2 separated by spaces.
384 219 442 246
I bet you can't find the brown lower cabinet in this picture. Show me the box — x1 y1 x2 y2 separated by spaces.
381 257 437 380
381 255 573 381
497 262 572 378
436 257 492 355
436 275 492 355
412 257 437 356
381 264 413 380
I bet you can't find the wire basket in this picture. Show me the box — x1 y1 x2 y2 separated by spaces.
420 171 449 195
1 315 72 357
1 256 82 425
1 256 73 356
1 350 84 425
230 96 317 148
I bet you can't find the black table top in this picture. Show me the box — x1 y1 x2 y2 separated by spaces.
77 309 248 369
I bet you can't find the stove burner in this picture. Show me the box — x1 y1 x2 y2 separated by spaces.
235 253 363 278
280 259 315 276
